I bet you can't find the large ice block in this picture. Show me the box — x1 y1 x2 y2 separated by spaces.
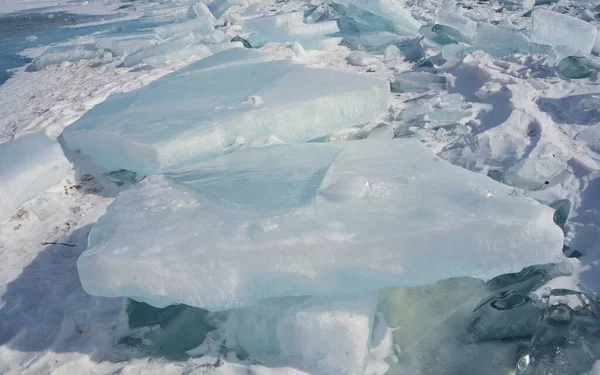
242 12 339 48
34 44 103 70
335 0 421 36
0 134 71 221
473 22 530 58
77 139 564 310
529 9 597 57
63 48 390 174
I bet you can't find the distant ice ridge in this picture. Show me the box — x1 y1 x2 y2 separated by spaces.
34 44 104 70
63 48 390 174
77 139 564 310
0 134 71 221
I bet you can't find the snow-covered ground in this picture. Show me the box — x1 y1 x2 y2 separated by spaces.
2 0 600 374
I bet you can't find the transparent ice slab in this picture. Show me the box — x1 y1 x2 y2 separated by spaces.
63 48 390 174
76 139 564 310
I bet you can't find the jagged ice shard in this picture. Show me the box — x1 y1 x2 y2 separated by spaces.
63 48 390 174
0 134 71 221
77 139 564 311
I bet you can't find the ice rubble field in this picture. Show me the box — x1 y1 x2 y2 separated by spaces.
3 0 600 374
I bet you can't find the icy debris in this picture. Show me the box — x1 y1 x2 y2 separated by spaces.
333 0 422 36
399 93 471 129
530 9 598 57
63 48 390 174
391 71 447 93
123 33 196 67
473 22 530 58
76 139 564 310
209 0 249 19
154 16 215 39
34 44 103 70
498 0 535 10
231 294 378 375
516 290 600 375
0 134 71 221
242 11 339 48
346 51 381 66
504 157 566 190
100 35 162 56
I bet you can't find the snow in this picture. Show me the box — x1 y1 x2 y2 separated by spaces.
76 139 563 310
63 48 390 174
0 134 71 222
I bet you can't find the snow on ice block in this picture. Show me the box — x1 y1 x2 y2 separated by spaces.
63 48 390 174
34 44 103 70
530 9 598 57
76 139 564 310
231 294 377 375
0 134 71 221
242 12 339 47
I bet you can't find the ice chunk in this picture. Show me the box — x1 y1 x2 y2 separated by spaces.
499 0 535 10
516 290 600 375
557 56 600 79
504 157 566 190
35 44 103 70
0 134 71 221
188 1 217 23
380 277 486 349
123 33 196 67
76 139 564 310
143 44 212 67
576 124 600 153
63 48 390 174
442 43 469 59
208 0 248 18
530 9 598 57
335 0 421 36
144 5 189 18
391 71 447 93
276 294 377 374
346 51 381 66
242 12 339 48
473 22 530 58
108 35 162 56
155 17 215 39
436 10 477 42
